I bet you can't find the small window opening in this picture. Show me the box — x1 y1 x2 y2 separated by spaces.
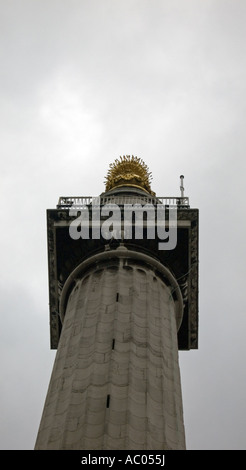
106 394 110 408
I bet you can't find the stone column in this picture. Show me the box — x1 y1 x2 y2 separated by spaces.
35 247 185 450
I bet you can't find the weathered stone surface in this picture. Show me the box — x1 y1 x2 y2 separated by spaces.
35 252 186 450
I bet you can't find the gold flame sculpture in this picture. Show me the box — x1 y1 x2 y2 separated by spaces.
105 155 155 195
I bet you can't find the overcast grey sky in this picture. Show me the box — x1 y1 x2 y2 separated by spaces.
0 0 246 450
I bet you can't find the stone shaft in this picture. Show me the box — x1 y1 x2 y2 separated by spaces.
35 250 185 450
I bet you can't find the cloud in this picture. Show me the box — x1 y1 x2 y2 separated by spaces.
1 0 246 449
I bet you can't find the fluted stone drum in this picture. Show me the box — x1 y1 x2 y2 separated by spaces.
35 248 185 450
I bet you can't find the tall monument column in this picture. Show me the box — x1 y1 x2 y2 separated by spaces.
35 156 199 450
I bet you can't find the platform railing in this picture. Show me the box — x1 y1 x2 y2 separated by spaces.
57 195 190 209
